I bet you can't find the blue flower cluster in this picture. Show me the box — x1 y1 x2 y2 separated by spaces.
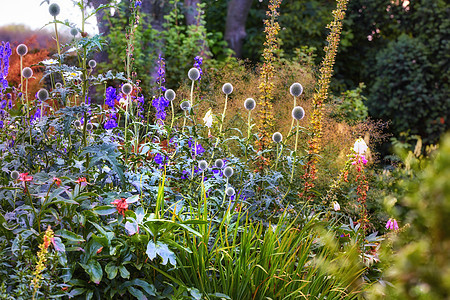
135 0 142 8
105 86 118 108
194 56 203 80
0 42 11 92
152 55 169 120
104 113 118 130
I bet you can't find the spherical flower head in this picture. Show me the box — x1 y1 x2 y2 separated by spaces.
49 3 60 17
88 59 97 69
164 89 176 101
226 187 235 197
203 109 213 128
222 83 233 95
223 166 234 178
55 82 63 89
386 218 399 231
353 138 368 155
16 44 28 56
333 201 340 211
180 101 191 111
86 123 93 131
244 98 256 111
37 89 49 101
121 83 133 95
188 68 200 81
272 132 282 143
22 67 33 79
289 82 303 97
10 170 19 180
292 106 305 120
70 27 78 37
198 160 208 171
215 159 224 169
74 120 81 127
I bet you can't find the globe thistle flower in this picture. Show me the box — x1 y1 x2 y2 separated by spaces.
164 89 176 101
244 98 256 111
222 83 233 95
223 166 234 178
226 187 235 197
292 106 305 120
215 159 224 169
74 120 81 127
22 67 33 79
86 123 93 131
188 68 200 81
49 3 60 17
289 83 303 97
37 89 49 101
70 27 78 37
180 101 191 111
16 44 28 56
55 82 62 89
121 83 133 95
88 59 97 69
10 170 19 180
272 132 282 143
198 160 208 171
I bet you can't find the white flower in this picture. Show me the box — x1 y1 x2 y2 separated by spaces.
333 201 340 211
203 109 213 128
63 71 82 81
42 59 58 66
353 137 368 155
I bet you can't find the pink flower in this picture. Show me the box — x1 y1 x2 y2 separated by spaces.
386 218 399 230
352 155 368 165
333 201 340 211
18 172 33 182
111 198 128 216
75 177 88 187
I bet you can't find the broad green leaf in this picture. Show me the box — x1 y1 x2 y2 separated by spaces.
80 260 103 284
56 229 85 242
119 265 130 279
105 262 118 280
128 286 147 300
92 205 117 215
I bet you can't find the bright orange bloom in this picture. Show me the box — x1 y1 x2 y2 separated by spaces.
53 177 62 186
75 177 87 187
111 198 128 216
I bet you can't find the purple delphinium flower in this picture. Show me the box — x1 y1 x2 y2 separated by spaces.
0 42 12 92
104 111 118 130
105 86 117 108
153 55 169 121
154 153 165 165
135 0 142 8
193 56 203 80
187 139 205 156
137 95 145 119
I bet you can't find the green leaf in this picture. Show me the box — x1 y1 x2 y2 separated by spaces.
92 205 117 215
80 260 103 284
56 229 85 242
119 265 130 279
209 293 232 299
105 262 118 280
128 286 147 300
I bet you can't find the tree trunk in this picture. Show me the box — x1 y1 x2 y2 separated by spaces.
225 0 253 57
184 0 201 26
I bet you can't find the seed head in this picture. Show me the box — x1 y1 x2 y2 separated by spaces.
121 83 132 95
226 187 235 197
180 101 191 111
188 68 200 81
55 82 62 89
289 83 303 97
70 28 78 37
22 67 33 79
37 89 49 101
244 98 256 111
292 106 305 120
198 160 208 171
11 170 19 180
86 123 93 131
214 159 224 169
164 89 176 101
222 83 233 95
49 3 60 17
16 44 28 56
223 166 234 178
88 59 97 68
74 120 81 127
272 132 283 143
